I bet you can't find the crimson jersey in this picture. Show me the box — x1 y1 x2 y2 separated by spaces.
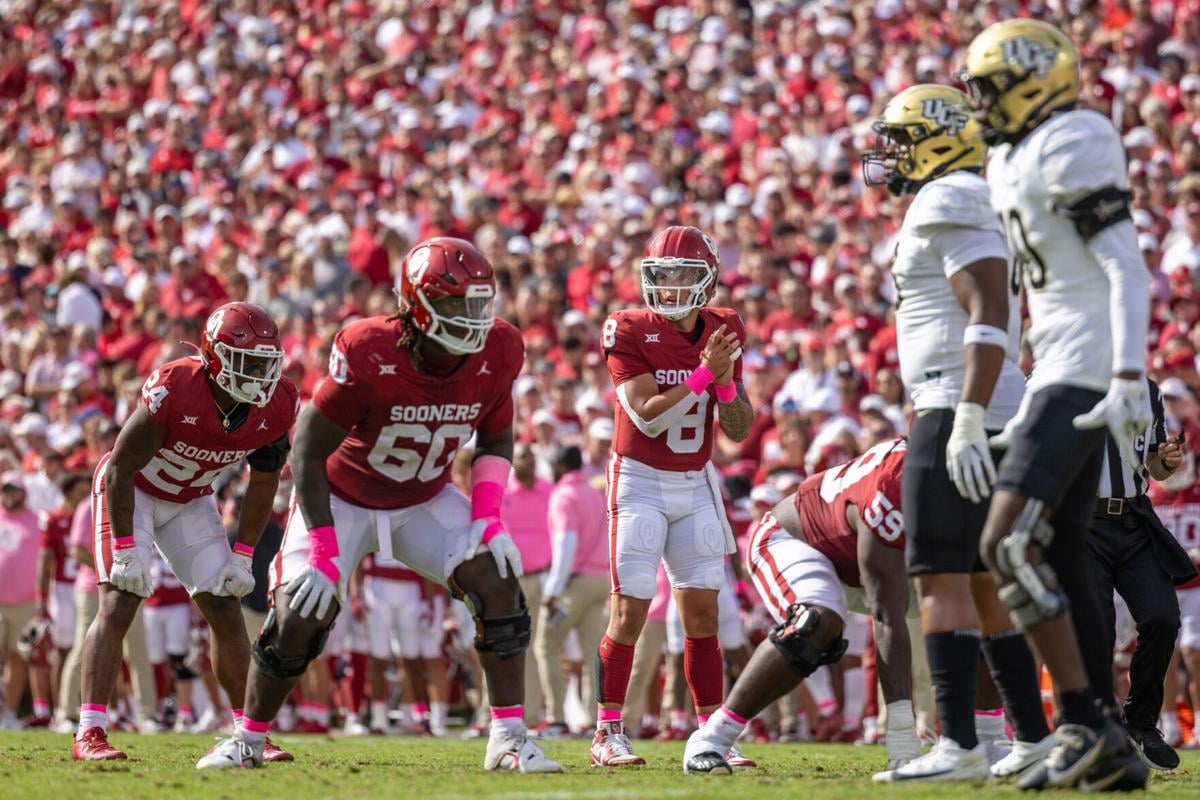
603 307 745 472
134 358 298 503
362 552 422 582
794 438 906 587
1163 485 1200 590
313 316 524 510
40 509 76 584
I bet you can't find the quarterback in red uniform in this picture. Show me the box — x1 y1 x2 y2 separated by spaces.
685 439 919 774
592 225 756 771
73 302 297 764
200 238 560 773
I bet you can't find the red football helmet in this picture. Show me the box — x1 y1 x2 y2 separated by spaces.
399 237 496 354
640 226 720 320
200 302 284 407
18 617 52 666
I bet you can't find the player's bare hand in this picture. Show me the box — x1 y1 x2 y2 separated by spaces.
700 325 737 376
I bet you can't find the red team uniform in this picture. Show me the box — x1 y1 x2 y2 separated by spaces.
362 553 445 662
273 315 524 596
601 306 745 599
93 357 299 595
41 509 78 649
747 438 907 624
1156 484 1200 651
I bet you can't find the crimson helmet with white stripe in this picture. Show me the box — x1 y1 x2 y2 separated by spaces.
200 302 284 407
399 237 497 355
640 226 721 320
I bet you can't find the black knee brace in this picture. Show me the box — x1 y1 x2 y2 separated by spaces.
768 604 848 677
251 608 334 680
169 653 196 681
464 590 532 659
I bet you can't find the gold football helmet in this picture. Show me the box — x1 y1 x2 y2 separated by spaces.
959 19 1080 145
860 84 985 196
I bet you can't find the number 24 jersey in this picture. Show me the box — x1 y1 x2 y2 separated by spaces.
313 316 524 510
602 307 745 473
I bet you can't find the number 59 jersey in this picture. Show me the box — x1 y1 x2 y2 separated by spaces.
313 315 524 510
794 438 906 587
603 307 745 472
987 109 1132 394
135 358 299 503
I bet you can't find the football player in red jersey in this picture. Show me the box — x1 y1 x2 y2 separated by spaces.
593 225 756 771
684 439 920 775
200 238 560 773
73 302 297 763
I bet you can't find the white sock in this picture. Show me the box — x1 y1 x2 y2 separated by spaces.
313 704 331 727
807 667 834 709
78 707 107 738
371 701 388 727
239 727 267 748
431 702 448 730
975 710 1007 744
842 667 864 728
1162 711 1179 729
686 705 747 759
398 705 413 727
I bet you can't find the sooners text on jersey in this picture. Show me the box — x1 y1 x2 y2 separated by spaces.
604 307 745 472
313 316 524 510
795 438 907 587
136 358 298 503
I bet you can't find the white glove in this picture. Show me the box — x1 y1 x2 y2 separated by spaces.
286 565 340 619
988 389 1033 451
1073 377 1150 469
109 543 150 598
468 518 524 579
884 701 922 767
211 552 255 598
946 402 997 504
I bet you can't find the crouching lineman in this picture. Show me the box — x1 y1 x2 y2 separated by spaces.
73 303 297 763
861 84 1052 781
197 238 560 772
684 438 921 775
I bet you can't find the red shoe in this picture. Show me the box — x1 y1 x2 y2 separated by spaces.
72 727 127 761
23 716 51 729
293 720 330 735
637 724 660 740
727 746 758 769
262 738 293 763
747 717 771 744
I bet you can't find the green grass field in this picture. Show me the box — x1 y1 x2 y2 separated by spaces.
5 732 1200 799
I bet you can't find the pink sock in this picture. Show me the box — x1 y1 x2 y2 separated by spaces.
597 707 623 728
490 704 524 736
241 716 270 747
78 704 107 738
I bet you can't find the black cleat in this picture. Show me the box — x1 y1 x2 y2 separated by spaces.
1017 719 1131 791
684 751 733 775
1079 746 1150 793
1126 726 1179 771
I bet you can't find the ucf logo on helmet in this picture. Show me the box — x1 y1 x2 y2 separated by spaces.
1001 37 1058 77
921 99 968 135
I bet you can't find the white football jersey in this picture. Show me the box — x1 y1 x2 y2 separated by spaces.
893 171 1025 429
987 109 1134 394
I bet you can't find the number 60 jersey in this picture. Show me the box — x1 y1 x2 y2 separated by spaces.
603 307 745 472
313 315 524 509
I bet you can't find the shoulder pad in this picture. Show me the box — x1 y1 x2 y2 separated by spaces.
909 174 998 233
1038 110 1128 201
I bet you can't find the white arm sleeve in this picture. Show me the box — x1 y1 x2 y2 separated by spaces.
1087 220 1151 375
543 530 577 599
616 381 699 438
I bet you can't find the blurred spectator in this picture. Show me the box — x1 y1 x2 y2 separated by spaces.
0 471 39 729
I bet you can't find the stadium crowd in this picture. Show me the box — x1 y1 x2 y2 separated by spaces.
2 0 1200 747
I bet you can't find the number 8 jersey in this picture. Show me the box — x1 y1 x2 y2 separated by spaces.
313 315 524 510
136 357 299 502
987 109 1134 394
603 306 745 472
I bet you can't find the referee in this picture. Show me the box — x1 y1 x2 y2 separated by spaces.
1087 377 1197 771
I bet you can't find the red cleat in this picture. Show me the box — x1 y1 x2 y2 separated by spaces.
72 727 127 761
653 727 688 741
262 738 293 762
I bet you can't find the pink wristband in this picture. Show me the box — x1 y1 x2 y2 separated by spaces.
308 525 340 583
715 381 737 403
685 365 715 395
114 536 135 551
233 541 254 558
470 455 511 520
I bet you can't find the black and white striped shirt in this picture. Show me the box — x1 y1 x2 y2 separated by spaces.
1096 378 1167 500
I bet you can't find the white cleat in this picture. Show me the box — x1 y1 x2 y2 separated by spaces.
983 736 1014 767
591 723 647 767
344 719 370 737
196 737 262 770
882 737 990 783
485 732 564 773
991 734 1055 779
